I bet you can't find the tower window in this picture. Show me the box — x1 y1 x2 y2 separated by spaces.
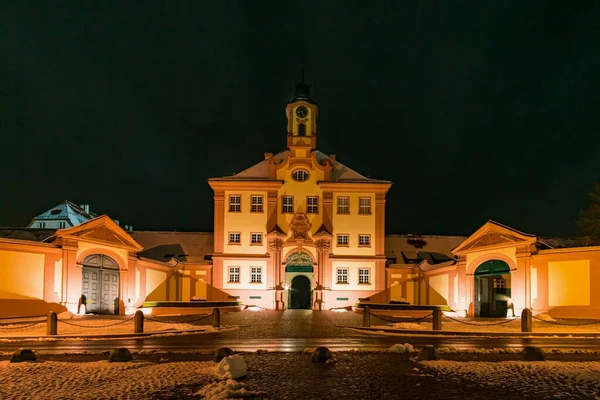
337 234 349 246
298 123 306 136
282 196 294 213
229 267 240 283
292 170 309 182
337 268 349 284
58 222 66 229
307 196 318 214
359 197 371 215
337 197 350 214
229 195 241 212
251 267 263 283
251 195 263 213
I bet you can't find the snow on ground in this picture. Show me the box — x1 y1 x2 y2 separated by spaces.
0 359 216 400
0 317 211 337
416 360 600 399
371 316 600 333
0 355 257 400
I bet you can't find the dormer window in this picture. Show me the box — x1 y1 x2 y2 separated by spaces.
292 170 309 182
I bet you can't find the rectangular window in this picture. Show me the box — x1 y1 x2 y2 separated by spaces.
337 197 349 214
337 234 349 246
359 268 370 284
250 232 263 245
282 196 294 213
359 197 371 215
58 222 65 229
229 267 240 283
337 268 349 284
307 196 318 214
229 232 241 244
358 234 371 246
229 195 241 212
38 222 46 228
251 267 262 283
251 195 263 213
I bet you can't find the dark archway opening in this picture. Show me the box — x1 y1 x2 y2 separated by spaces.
290 275 312 309
474 260 512 318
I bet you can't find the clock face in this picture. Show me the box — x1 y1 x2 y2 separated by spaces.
295 106 308 118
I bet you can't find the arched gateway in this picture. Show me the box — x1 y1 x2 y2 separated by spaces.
474 260 512 318
81 254 120 314
285 252 314 310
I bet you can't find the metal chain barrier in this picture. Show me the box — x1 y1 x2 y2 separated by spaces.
371 313 433 324
0 321 46 331
145 313 214 325
58 316 135 329
442 313 520 326
532 315 600 327
0 319 45 327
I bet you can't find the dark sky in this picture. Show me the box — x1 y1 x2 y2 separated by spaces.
2 1 599 237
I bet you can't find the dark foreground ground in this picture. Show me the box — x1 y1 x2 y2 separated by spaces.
1 352 598 399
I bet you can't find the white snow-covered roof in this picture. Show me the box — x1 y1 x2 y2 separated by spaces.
28 200 96 227
212 149 388 182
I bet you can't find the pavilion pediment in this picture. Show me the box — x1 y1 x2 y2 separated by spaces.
452 221 536 255
56 215 143 251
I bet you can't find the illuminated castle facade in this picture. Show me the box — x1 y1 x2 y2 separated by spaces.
208 80 391 310
0 81 599 320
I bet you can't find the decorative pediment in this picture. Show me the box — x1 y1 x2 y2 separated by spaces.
461 233 522 250
452 220 536 255
55 215 143 251
78 227 129 246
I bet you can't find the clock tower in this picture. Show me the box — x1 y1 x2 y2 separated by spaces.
286 74 318 150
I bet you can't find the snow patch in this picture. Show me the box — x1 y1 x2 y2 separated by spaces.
196 378 257 399
216 355 247 379
245 306 263 312
389 343 415 353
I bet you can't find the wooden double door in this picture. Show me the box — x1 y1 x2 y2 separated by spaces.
81 254 120 314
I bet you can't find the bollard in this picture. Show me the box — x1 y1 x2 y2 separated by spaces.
432 307 442 331
521 308 532 333
213 308 221 329
134 310 144 334
47 311 57 336
363 306 370 327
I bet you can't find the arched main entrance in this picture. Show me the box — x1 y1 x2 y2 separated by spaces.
81 254 120 314
284 252 314 310
290 275 312 309
474 260 512 318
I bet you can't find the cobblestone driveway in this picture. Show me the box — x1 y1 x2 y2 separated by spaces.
217 310 365 339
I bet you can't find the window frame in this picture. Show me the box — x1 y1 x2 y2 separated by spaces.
58 222 66 229
250 267 263 283
291 169 309 182
250 195 264 213
337 233 350 247
337 196 350 214
337 268 349 284
359 197 371 215
228 232 241 245
358 234 371 247
229 194 241 213
250 232 263 245
282 195 294 214
358 268 370 284
228 266 240 283
306 196 319 214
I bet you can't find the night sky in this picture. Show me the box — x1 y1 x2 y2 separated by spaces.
2 2 599 237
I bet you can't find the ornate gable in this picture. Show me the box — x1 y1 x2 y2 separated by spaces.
77 226 129 246
55 215 143 251
452 221 536 255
